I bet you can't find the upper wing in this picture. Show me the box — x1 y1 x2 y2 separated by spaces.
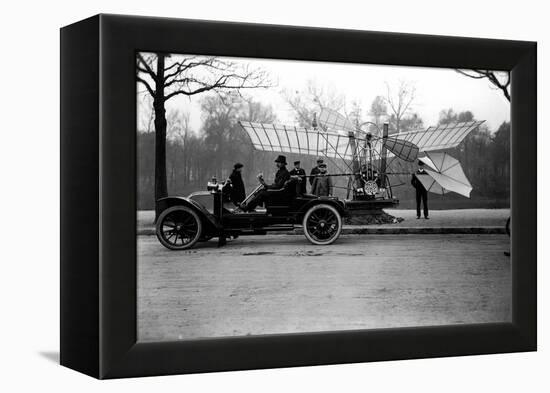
317 108 356 133
396 121 485 152
239 121 354 160
240 120 483 165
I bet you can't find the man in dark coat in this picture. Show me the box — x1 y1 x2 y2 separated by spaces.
309 158 324 186
311 163 333 196
411 160 429 219
242 155 291 211
289 160 307 195
228 162 246 205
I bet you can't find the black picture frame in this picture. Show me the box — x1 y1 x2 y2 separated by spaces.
60 14 536 379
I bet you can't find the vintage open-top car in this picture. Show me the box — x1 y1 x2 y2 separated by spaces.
156 179 398 250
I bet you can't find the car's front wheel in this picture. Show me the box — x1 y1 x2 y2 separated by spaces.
302 204 342 245
156 206 203 250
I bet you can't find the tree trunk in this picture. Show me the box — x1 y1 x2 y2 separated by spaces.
154 54 168 218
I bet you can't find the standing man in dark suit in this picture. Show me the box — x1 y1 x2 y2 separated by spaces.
311 163 333 196
289 160 307 195
411 160 429 219
228 162 246 206
309 158 324 186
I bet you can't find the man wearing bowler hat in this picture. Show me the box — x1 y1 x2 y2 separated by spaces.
241 155 291 211
289 160 307 195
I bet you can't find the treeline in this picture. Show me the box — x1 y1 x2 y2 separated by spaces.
138 94 342 209
138 94 510 210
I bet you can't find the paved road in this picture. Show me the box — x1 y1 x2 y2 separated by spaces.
137 208 510 233
138 234 511 342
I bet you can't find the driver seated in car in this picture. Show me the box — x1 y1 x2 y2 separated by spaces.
240 155 291 212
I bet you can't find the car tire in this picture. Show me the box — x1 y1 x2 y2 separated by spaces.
302 203 343 245
156 206 203 250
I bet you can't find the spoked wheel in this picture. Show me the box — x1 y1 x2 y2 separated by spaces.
302 204 342 245
156 206 202 250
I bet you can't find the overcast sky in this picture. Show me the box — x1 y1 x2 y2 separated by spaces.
138 54 510 134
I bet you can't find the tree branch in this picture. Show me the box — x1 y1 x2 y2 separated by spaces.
137 76 155 97
164 58 216 82
455 69 510 101
136 53 157 80
164 73 271 101
456 69 486 79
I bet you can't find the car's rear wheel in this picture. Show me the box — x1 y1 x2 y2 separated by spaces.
302 204 342 245
156 206 202 250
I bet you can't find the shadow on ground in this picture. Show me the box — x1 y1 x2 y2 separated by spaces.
38 351 59 364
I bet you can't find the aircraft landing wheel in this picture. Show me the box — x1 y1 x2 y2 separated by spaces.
303 204 342 245
156 206 202 250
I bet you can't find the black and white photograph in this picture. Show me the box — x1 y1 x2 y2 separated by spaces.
1 0 544 388
136 52 511 342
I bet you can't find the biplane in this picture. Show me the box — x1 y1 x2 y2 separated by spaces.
155 108 483 250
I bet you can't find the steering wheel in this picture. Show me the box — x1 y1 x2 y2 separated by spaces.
257 173 267 188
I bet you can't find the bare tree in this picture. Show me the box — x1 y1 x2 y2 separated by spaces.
136 53 270 204
282 79 345 127
167 109 191 141
166 110 193 188
307 80 345 112
137 93 155 133
347 100 364 128
368 95 388 135
384 81 416 134
456 69 510 102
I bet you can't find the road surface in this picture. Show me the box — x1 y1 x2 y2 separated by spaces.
137 208 510 233
137 234 511 342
